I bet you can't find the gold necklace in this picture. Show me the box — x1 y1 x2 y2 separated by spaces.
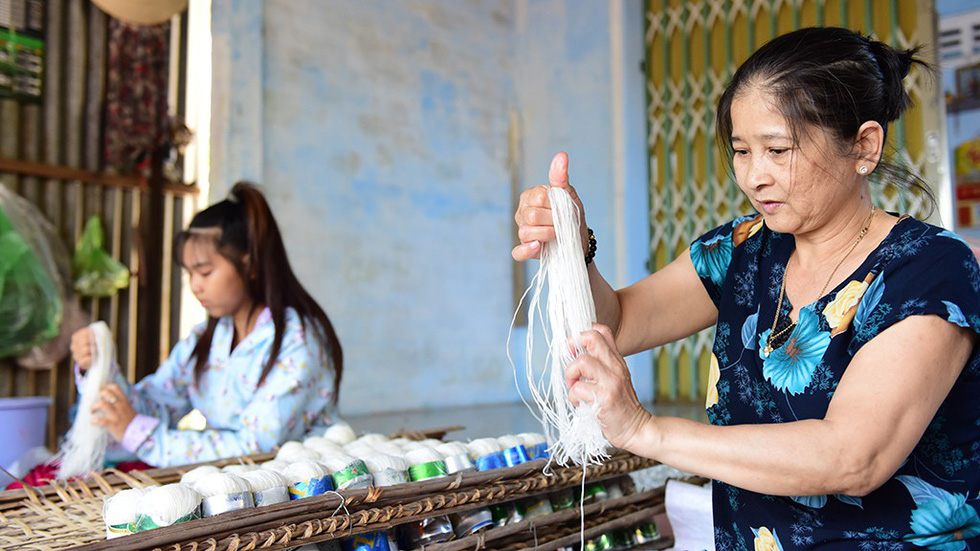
762 205 877 358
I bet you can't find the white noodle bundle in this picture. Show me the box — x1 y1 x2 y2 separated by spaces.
180 465 220 486
103 487 152 538
57 321 114 479
323 422 357 445
513 187 610 467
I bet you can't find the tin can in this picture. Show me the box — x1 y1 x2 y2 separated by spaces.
528 442 550 460
605 479 624 500
201 491 255 517
549 487 576 510
341 531 400 551
105 522 133 539
289 475 335 499
408 460 448 481
333 459 374 490
633 521 660 543
502 445 530 467
475 451 506 471
131 508 201 532
397 515 454 549
583 533 615 551
612 528 637 549
489 501 524 527
449 507 493 537
583 482 608 503
372 468 409 487
518 495 553 518
254 486 290 507
443 453 476 474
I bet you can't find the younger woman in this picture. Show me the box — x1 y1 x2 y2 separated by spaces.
71 182 343 467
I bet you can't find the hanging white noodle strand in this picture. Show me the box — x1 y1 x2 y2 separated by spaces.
512 188 609 467
56 321 115 479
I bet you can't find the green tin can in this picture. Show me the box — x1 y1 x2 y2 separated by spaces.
408 460 447 482
633 521 660 544
333 459 374 490
584 533 615 551
549 488 576 510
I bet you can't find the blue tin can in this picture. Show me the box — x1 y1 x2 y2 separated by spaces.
475 451 506 471
502 445 530 467
341 531 399 551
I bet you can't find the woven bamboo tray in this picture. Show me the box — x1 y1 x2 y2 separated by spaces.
1 450 676 551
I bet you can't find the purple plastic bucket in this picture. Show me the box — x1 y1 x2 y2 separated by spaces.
0 397 52 478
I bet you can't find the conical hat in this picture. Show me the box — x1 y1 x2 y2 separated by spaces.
91 0 188 25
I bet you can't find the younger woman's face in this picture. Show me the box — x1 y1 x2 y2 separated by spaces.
181 238 251 320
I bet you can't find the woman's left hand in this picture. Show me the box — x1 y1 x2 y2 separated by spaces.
565 324 653 452
91 383 136 442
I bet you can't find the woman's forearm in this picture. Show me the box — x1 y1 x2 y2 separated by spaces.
627 414 881 498
588 264 624 336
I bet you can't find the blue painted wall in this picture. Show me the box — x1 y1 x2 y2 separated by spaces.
209 0 650 416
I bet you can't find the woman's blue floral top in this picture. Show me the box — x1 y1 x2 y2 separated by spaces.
690 215 980 550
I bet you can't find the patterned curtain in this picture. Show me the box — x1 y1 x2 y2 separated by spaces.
102 18 170 174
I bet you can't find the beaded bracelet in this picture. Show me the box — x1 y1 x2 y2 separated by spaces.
585 227 597 265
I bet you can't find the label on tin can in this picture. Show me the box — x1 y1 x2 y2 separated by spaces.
443 453 476 474
333 460 374 490
519 496 553 518
398 515 454 549
549 488 576 510
475 451 506 471
634 521 660 543
131 508 201 532
289 475 334 499
372 468 410 487
488 502 524 527
408 460 448 481
584 533 615 551
254 486 289 507
502 445 530 467
449 507 493 537
530 442 550 460
201 490 255 516
106 522 132 539
583 482 608 503
341 531 396 551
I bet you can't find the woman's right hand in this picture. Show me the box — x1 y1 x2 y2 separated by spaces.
512 152 590 262
70 328 94 373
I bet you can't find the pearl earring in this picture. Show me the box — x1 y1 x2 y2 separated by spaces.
859 166 869 175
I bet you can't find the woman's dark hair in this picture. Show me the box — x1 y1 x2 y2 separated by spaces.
716 26 935 213
175 182 343 401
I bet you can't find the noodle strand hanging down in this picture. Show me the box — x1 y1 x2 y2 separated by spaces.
57 321 114 479
514 187 610 467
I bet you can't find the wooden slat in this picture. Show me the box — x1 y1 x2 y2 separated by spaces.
0 157 198 196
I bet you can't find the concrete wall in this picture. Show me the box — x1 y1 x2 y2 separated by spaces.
209 0 650 416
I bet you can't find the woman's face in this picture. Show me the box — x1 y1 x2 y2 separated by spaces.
181 237 252 320
729 85 858 236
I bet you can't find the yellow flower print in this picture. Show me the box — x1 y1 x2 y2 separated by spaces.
753 526 783 551
733 215 764 247
822 272 875 337
706 353 720 409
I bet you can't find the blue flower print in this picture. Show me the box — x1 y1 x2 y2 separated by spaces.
789 494 863 509
939 230 970 247
741 308 759 350
757 307 831 395
853 272 885 334
691 232 733 289
943 301 971 328
897 475 980 550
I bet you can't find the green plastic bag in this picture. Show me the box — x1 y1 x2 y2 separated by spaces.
0 207 60 359
73 216 130 297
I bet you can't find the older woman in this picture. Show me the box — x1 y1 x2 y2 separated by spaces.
514 27 980 548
